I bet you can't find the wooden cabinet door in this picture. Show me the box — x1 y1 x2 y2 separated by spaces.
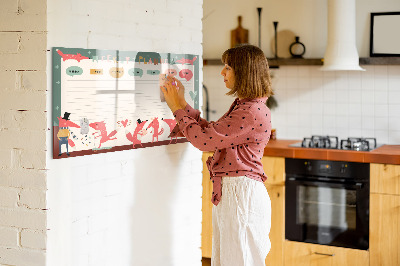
202 152 213 258
284 241 369 266
262 156 285 186
370 193 400 266
370 163 400 195
264 184 285 266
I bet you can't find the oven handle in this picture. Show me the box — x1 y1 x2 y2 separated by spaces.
314 252 335 257
286 177 364 189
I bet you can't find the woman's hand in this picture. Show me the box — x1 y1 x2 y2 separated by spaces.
161 76 185 113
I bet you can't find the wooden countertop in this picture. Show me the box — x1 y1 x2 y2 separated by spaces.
263 139 400 165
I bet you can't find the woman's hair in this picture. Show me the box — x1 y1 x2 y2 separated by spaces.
221 44 273 99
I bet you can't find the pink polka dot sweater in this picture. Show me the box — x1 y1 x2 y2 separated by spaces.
172 97 271 206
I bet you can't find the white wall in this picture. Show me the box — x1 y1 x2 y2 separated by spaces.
46 1 203 266
203 0 400 58
203 0 400 145
0 0 48 265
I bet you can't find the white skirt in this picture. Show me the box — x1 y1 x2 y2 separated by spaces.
212 176 271 266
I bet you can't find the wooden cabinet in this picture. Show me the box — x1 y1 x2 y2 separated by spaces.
370 163 400 195
370 163 400 266
201 152 213 258
261 156 285 266
284 241 369 266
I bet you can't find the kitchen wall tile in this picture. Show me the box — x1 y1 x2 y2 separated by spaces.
374 65 388 78
362 128 375 138
348 90 362 104
335 72 349 90
349 128 362 137
362 74 374 91
388 104 400 117
348 71 362 90
298 67 311 78
285 66 298 77
322 70 335 78
349 116 362 129
311 102 324 113
298 77 311 89
374 77 388 91
388 131 400 144
286 77 299 89
336 128 349 140
310 66 323 77
204 65 400 144
362 116 375 130
388 91 400 104
374 90 388 104
375 104 388 117
323 86 336 103
336 115 349 129
374 117 389 130
336 90 349 103
388 75 400 91
311 85 323 100
388 117 400 131
311 77 324 89
374 130 389 144
361 90 375 104
348 103 362 116
323 103 336 115
323 115 336 129
387 65 400 76
336 103 349 116
362 103 375 117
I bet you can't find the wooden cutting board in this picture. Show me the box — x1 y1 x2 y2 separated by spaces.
231 16 249 48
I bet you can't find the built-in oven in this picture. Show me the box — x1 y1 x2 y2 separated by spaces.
285 158 370 250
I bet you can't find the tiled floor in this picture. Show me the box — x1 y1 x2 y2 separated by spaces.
202 257 211 266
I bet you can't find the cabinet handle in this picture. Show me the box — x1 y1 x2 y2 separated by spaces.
314 252 335 257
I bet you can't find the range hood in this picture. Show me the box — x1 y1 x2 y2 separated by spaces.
320 0 365 71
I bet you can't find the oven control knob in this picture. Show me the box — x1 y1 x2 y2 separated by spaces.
340 164 347 174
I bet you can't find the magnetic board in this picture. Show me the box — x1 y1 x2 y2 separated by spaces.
52 47 199 158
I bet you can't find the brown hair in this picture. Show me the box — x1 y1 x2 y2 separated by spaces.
221 44 273 99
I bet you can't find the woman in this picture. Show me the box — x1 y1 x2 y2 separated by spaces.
161 44 273 266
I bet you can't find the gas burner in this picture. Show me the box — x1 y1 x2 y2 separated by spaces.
340 137 377 151
301 135 339 149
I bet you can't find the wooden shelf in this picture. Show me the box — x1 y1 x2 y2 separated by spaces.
359 57 400 65
203 57 400 67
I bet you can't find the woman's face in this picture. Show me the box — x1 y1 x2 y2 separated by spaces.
220 64 235 89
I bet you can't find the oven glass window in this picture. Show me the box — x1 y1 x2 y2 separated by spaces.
297 186 356 230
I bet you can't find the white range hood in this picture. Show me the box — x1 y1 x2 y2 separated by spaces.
320 0 365 71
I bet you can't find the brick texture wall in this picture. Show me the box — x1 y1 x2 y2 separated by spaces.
0 0 48 265
46 1 203 266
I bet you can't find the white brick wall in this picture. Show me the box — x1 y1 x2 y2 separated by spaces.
0 0 48 265
46 1 203 266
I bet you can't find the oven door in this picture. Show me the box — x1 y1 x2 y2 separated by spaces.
285 177 369 250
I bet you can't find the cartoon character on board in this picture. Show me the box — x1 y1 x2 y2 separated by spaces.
89 121 118 148
176 56 197 65
57 49 89 62
57 112 80 156
162 118 178 144
120 119 148 148
146 117 164 143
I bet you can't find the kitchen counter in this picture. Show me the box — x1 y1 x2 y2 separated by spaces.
263 139 400 164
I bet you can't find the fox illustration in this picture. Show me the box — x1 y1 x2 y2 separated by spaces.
57 49 89 62
122 119 148 148
162 118 178 144
89 121 117 148
175 56 197 65
146 117 164 143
